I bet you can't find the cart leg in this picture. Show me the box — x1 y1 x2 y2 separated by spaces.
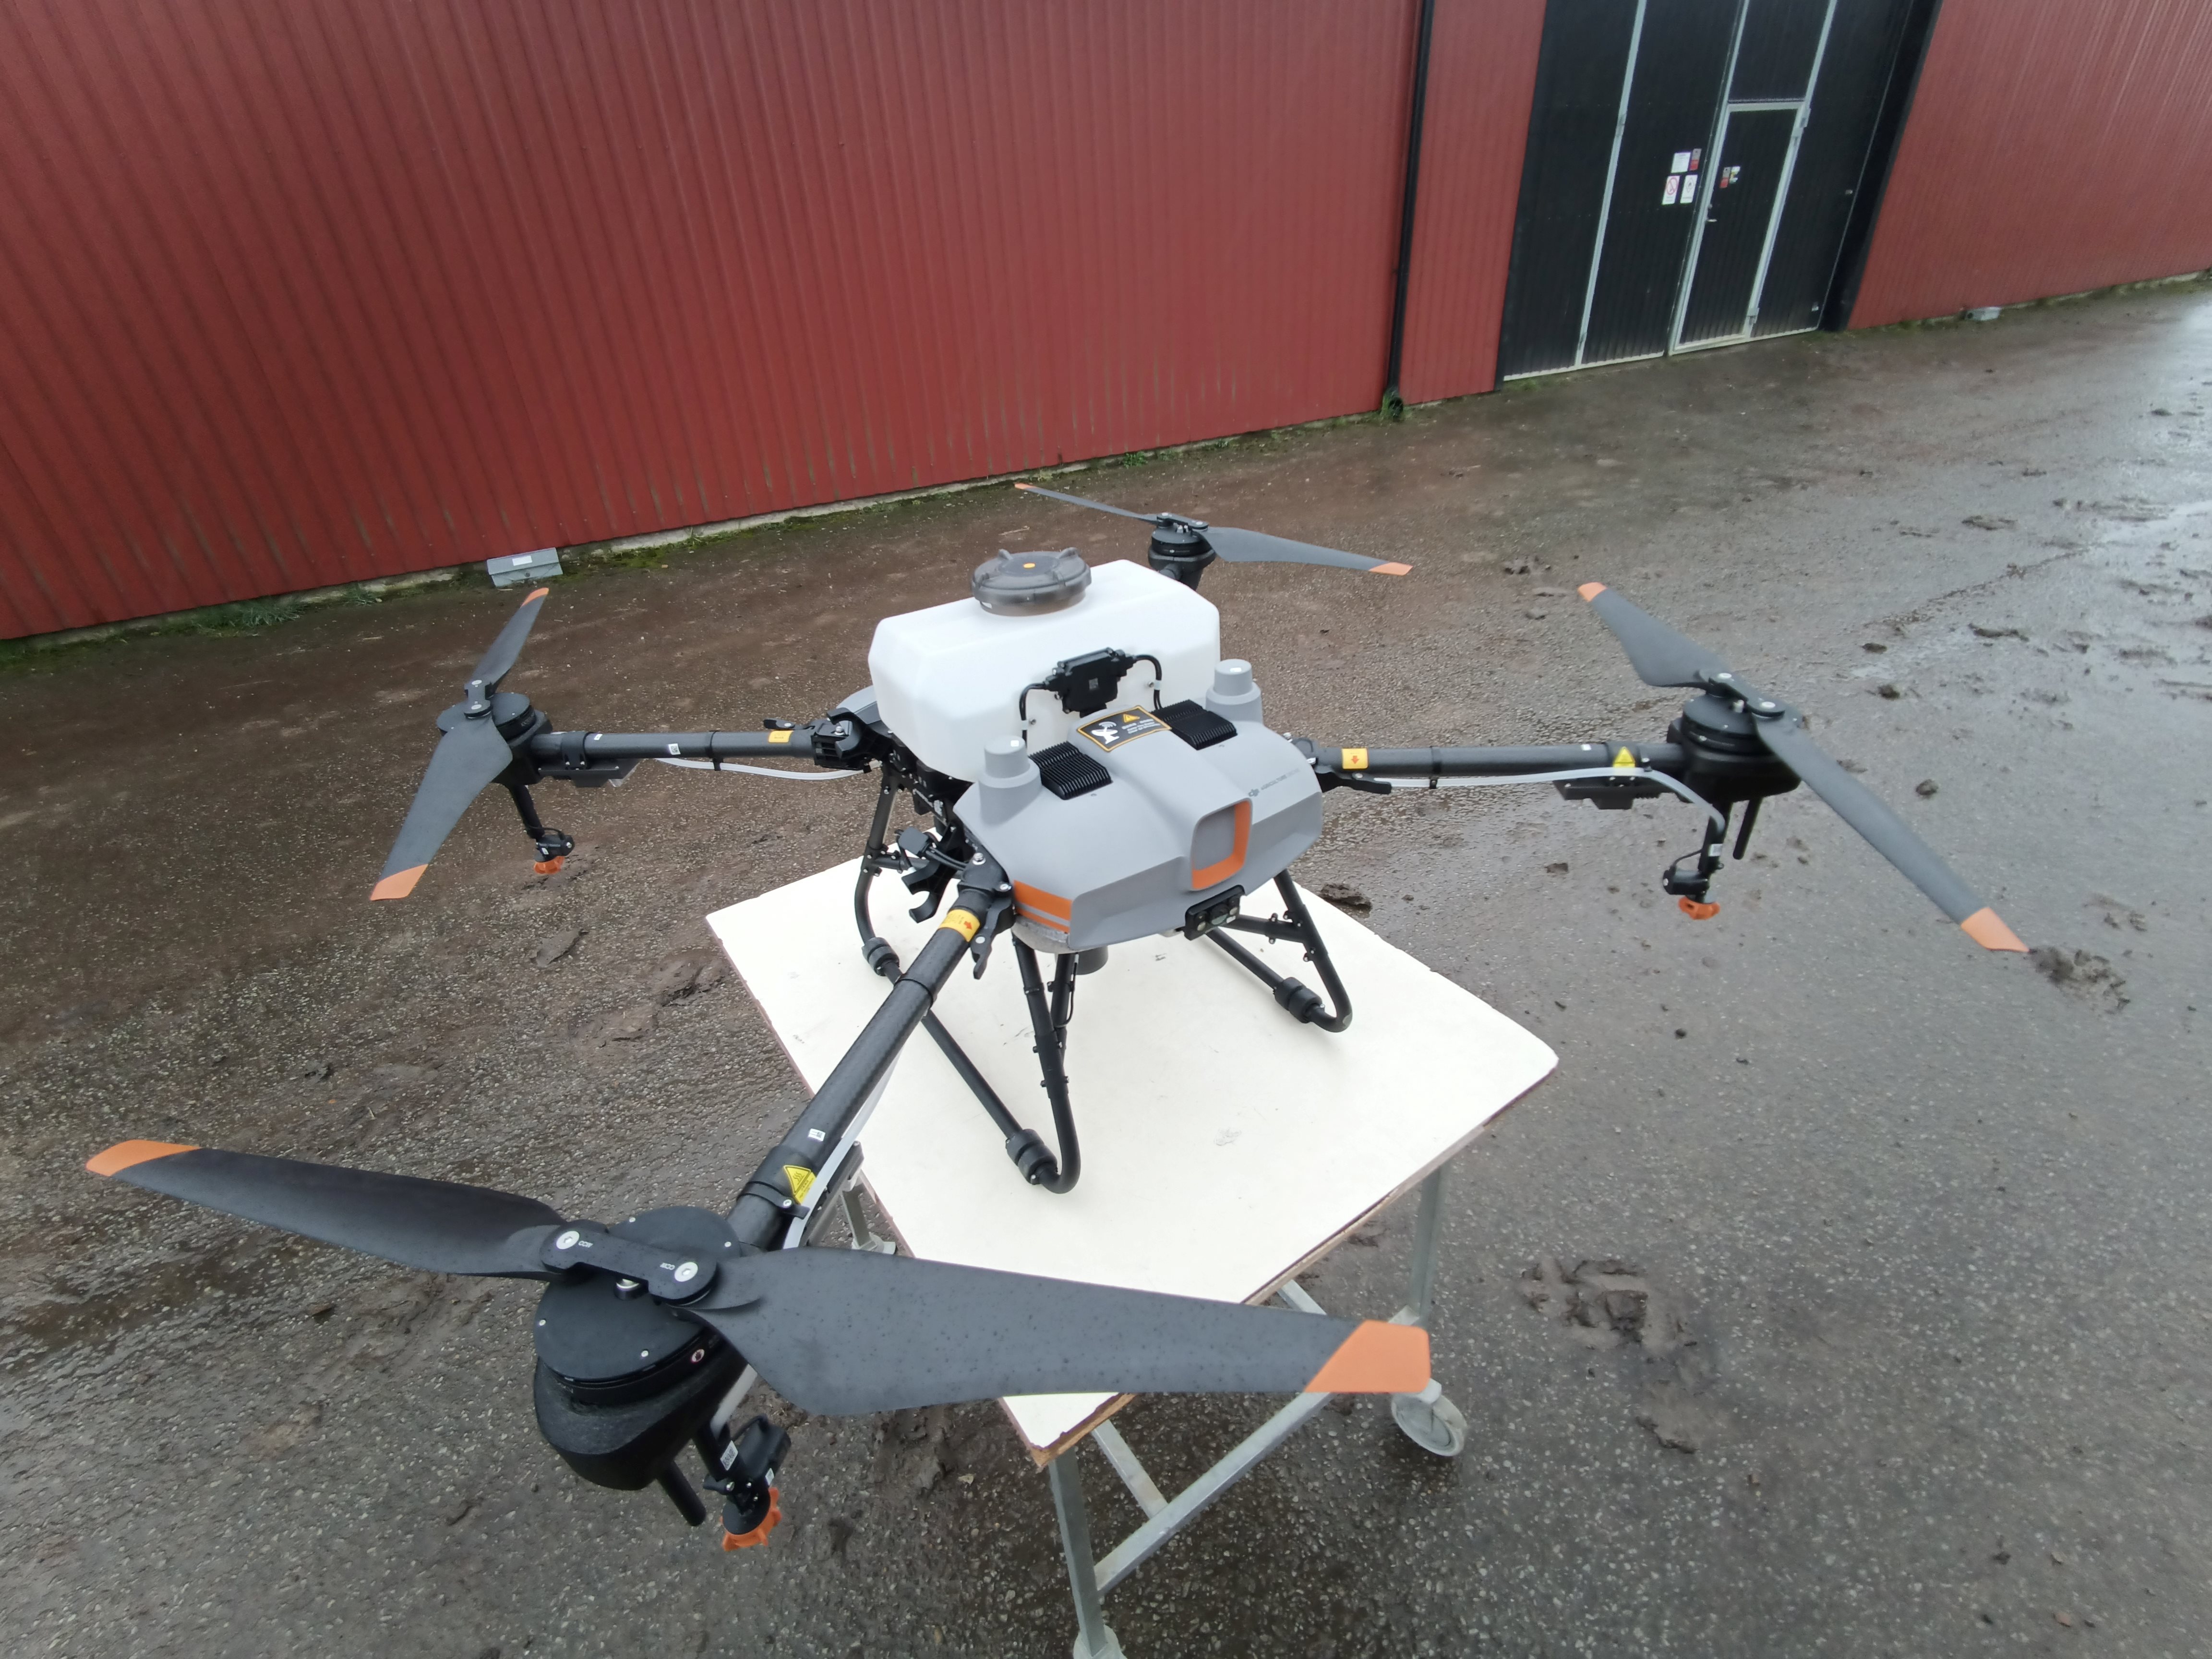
840 1182 894 1254
1391 1164 1469 1457
1047 1450 1125 1659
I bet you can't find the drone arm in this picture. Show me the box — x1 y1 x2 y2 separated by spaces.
727 855 1011 1249
525 720 861 769
1309 740 1686 780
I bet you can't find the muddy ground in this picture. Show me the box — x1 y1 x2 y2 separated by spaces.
4 279 2211 1658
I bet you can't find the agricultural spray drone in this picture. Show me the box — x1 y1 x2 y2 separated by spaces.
86 479 2023 1549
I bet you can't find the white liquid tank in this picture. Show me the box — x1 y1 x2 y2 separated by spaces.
867 558 1221 781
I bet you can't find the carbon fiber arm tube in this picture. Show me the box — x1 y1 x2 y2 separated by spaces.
525 725 831 763
1313 741 1686 777
725 862 1008 1248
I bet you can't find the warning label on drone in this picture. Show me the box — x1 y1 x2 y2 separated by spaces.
783 1165 817 1203
1078 709 1166 751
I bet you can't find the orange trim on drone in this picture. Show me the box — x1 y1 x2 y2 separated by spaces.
1012 882 1071 926
1960 907 2029 953
525 586 550 602
721 1488 782 1550
1190 799 1251 890
1305 1321 1430 1394
1677 897 1720 920
1577 582 1607 601
87 1140 197 1177
371 865 425 901
1370 561 1412 577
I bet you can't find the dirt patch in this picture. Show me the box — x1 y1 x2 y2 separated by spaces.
2030 946 2129 1010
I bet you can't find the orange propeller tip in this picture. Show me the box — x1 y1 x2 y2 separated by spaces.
1305 1320 1431 1394
1960 907 2029 953
1371 561 1412 577
524 586 550 602
371 865 426 902
1577 582 1608 601
1013 481 1036 491
87 1140 196 1177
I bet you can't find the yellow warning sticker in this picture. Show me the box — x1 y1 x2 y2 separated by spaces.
941 908 982 941
768 729 793 744
1612 746 1636 769
1077 708 1166 751
1340 746 1369 771
783 1165 816 1203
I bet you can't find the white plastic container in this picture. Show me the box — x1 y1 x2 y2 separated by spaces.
867 559 1222 781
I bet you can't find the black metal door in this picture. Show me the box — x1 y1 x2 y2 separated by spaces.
1578 0 1740 367
1493 0 1920 378
1494 0 1644 379
1676 108 1798 345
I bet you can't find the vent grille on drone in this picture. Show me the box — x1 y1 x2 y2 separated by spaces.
1157 700 1237 750
1033 742 1112 800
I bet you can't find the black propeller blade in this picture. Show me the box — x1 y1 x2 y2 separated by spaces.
88 1142 1429 1412
1016 482 1410 577
373 586 550 900
87 1142 562 1276
692 1246 1420 1415
1577 583 2028 952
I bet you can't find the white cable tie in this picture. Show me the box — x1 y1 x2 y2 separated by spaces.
654 757 860 781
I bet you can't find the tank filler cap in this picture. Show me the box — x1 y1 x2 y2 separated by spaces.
973 549 1090 616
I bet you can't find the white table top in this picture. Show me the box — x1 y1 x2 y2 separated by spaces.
709 862 1555 1458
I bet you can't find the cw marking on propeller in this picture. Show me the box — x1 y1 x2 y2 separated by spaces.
1304 1321 1429 1393
1961 907 2030 953
86 1140 196 1177
370 864 425 901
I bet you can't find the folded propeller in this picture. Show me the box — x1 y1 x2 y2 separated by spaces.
1577 584 2026 952
372 586 557 902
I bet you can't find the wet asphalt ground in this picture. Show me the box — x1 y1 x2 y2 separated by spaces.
4 278 2210 1658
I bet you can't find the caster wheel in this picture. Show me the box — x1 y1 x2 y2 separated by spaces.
1391 1390 1468 1458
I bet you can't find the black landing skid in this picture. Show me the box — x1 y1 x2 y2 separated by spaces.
848 776 1352 1197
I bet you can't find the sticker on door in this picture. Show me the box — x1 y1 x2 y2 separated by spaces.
1663 174 1682 204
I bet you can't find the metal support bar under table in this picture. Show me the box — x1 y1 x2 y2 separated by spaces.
1045 1162 1464 1657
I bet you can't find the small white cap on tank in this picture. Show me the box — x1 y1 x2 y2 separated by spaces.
970 734 1040 824
1206 658 1262 726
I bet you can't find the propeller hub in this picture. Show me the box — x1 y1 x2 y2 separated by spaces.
533 1206 741 1395
1670 693 1800 807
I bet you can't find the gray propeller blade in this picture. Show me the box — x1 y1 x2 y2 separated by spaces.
472 584 551 689
1203 523 1408 575
1012 481 1161 523
1578 584 1733 688
1752 713 2021 946
86 1143 561 1277
693 1247 1426 1415
372 710 513 900
1017 481 1409 576
1577 582 2027 952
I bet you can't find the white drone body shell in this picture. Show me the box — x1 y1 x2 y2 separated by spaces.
867 557 1323 953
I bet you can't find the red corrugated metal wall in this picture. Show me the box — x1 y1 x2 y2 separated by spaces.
0 0 1424 638
1850 0 2212 327
1395 0 1547 405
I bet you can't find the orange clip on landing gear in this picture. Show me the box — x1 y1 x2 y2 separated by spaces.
1678 897 1720 920
721 1485 782 1550
532 855 565 876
